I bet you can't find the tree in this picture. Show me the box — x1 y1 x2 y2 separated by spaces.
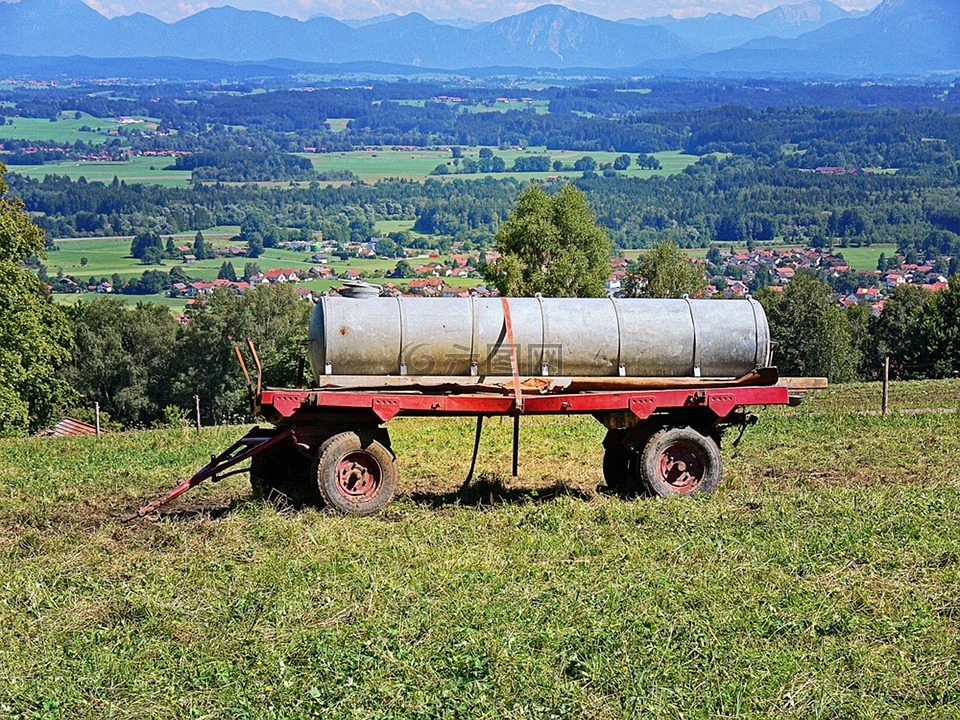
193 230 212 260
483 184 611 298
169 284 313 423
636 153 662 170
141 245 164 265
613 154 631 171
169 265 190 285
130 230 163 260
64 298 180 428
757 273 859 382
0 163 75 435
573 156 597 172
375 237 398 258
246 236 264 258
392 259 412 278
243 262 261 281
218 261 238 282
623 242 706 298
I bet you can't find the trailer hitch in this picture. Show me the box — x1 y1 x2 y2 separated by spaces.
123 427 293 521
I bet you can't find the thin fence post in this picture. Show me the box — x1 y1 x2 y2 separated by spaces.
882 355 890 416
194 394 201 434
94 402 101 440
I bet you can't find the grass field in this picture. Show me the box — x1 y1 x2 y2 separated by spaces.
0 112 157 144
301 148 701 183
627 243 898 273
325 118 351 132
6 156 192 187
1 380 959 717
9 146 698 188
834 244 898 273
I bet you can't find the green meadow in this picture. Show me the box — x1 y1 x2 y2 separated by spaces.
301 148 701 183
9 147 698 188
6 156 192 187
0 112 158 144
626 243 898 273
1 381 959 717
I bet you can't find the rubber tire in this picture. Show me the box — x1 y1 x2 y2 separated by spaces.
250 443 320 508
640 426 722 498
315 431 397 516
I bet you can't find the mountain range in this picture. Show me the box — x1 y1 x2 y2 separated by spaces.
0 0 957 76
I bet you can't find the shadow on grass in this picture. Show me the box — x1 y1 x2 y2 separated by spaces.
402 472 595 511
141 474 599 522
155 503 242 522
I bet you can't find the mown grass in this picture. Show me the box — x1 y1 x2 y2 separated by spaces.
300 148 700 184
1 382 959 718
627 243 899 274
0 113 158 145
8 156 191 187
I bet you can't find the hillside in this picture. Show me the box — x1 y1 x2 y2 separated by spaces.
623 0 857 53
1 0 954 75
694 0 960 75
1 379 959 715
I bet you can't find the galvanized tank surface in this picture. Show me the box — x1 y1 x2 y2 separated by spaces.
307 296 771 379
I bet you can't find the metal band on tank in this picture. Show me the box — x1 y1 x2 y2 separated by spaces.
683 296 702 377
397 295 406 375
535 294 546 374
610 297 625 375
469 295 477 375
321 295 331 374
748 297 763 368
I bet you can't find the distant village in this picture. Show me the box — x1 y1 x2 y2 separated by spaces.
136 238 952 320
50 213 954 323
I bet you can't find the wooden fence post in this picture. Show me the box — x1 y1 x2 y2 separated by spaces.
94 402 101 440
882 355 890 416
194 395 201 434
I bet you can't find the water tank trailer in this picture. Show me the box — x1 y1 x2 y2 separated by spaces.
129 295 823 518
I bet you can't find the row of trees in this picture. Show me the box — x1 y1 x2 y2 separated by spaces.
63 285 311 430
11 153 960 253
432 152 660 177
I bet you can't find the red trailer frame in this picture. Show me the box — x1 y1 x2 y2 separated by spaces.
128 349 801 519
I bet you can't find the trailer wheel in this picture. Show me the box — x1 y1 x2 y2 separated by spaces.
251 444 319 507
640 426 722 498
602 430 645 496
315 431 397 515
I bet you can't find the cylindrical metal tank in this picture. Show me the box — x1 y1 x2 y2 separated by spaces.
307 296 771 379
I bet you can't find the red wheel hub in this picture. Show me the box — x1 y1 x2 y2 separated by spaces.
657 442 706 492
335 451 382 502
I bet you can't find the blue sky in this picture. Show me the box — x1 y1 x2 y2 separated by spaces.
25 0 883 23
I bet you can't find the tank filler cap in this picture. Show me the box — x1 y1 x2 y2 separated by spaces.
338 281 382 298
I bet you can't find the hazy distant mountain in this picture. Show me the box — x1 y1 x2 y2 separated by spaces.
622 1 860 53
432 18 481 29
342 14 402 28
476 5 688 66
0 0 954 75
0 0 688 68
692 0 960 75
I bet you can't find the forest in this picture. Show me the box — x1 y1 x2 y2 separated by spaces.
10 155 960 262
